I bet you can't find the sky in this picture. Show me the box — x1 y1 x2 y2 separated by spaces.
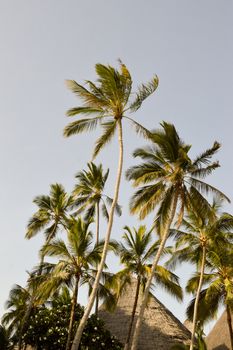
0 0 233 334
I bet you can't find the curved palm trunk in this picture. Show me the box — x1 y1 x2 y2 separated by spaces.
95 202 100 316
226 305 233 350
189 245 206 350
18 226 58 349
65 276 79 350
71 119 124 350
124 276 141 350
131 194 178 350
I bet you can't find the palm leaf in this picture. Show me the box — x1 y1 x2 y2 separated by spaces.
129 75 159 112
193 141 221 166
93 120 117 158
63 116 104 137
124 116 153 139
66 106 104 117
65 80 106 108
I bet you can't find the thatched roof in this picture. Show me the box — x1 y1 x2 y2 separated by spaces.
206 310 232 350
99 279 191 349
183 319 193 333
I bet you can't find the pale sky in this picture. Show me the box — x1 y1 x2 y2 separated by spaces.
0 0 233 333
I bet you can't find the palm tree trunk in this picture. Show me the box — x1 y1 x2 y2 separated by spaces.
66 276 79 350
189 244 206 350
130 193 178 350
226 305 233 350
124 276 141 350
71 119 124 350
95 202 100 316
18 226 58 349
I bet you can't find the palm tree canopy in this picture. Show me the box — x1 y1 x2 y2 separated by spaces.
126 122 230 231
36 217 117 302
167 203 233 270
72 162 121 220
114 225 183 301
25 183 73 240
64 62 159 158
186 246 233 323
1 284 38 338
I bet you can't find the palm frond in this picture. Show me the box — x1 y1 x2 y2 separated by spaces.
65 80 107 108
63 116 104 137
66 106 104 117
193 141 221 167
129 75 159 112
93 120 117 158
190 177 230 203
124 117 153 139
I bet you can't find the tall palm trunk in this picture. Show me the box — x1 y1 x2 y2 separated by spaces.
95 202 100 316
131 194 178 350
190 244 206 350
65 276 79 350
226 304 233 350
124 276 141 350
71 119 124 350
18 225 58 349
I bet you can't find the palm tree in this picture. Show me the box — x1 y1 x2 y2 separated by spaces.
126 122 230 350
168 202 233 350
113 225 183 350
1 284 38 346
72 162 121 314
186 246 233 350
18 183 73 349
26 183 73 244
38 217 117 350
64 61 159 350
38 217 101 350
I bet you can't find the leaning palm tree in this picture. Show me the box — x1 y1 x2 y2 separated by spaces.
64 61 159 350
72 162 121 314
18 183 73 349
168 202 233 350
113 225 182 350
126 122 230 350
186 246 233 350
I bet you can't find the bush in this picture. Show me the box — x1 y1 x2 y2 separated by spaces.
22 300 123 349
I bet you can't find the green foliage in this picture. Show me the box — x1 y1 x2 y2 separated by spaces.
126 121 229 231
64 61 158 158
0 325 13 349
72 162 121 222
22 300 123 349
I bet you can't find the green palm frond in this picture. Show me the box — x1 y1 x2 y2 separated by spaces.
65 80 107 108
193 141 221 167
189 177 230 203
66 106 104 117
129 75 159 112
41 239 73 260
186 288 219 323
93 120 117 158
153 265 183 301
129 182 165 219
64 116 105 137
126 162 165 186
124 116 153 139
190 162 220 178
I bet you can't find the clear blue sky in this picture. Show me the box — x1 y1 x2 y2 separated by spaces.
0 0 232 332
